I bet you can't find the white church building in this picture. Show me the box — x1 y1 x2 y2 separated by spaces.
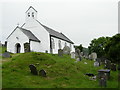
7 6 75 54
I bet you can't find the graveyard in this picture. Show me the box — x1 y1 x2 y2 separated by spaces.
2 48 119 88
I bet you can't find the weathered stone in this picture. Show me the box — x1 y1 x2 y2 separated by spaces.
39 69 46 77
71 52 75 59
98 69 110 80
2 52 11 58
29 64 38 75
91 52 97 61
94 61 100 67
63 46 70 55
99 78 107 87
58 49 63 56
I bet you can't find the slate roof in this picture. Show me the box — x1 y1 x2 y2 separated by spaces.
26 6 37 13
18 27 40 42
36 20 74 44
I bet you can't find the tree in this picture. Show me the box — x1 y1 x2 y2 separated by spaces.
88 37 110 58
105 34 120 63
75 44 83 52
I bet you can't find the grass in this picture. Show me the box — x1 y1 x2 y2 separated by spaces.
2 52 119 88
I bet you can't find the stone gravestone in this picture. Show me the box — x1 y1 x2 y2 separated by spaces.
89 54 92 60
96 58 101 66
94 61 100 67
63 46 70 55
111 63 116 71
91 52 97 61
104 60 111 69
71 52 75 59
98 69 110 80
58 49 63 57
2 51 11 58
39 69 46 77
29 64 38 75
99 78 107 87
75 49 81 61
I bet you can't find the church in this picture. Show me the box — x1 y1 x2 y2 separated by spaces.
7 6 75 54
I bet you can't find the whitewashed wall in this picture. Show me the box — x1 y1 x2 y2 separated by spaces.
7 28 29 53
23 19 50 53
51 36 75 54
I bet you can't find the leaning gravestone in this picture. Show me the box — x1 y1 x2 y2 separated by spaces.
111 63 116 71
39 69 46 77
2 51 11 58
58 49 63 56
71 52 75 59
94 61 100 67
63 46 70 55
29 64 38 75
99 77 107 87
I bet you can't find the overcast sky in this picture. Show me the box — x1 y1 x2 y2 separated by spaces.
0 0 119 47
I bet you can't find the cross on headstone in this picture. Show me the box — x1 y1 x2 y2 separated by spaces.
29 64 38 75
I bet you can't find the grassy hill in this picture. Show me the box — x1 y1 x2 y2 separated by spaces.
2 52 118 88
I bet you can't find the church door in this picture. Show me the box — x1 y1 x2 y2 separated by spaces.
24 43 30 53
16 43 21 53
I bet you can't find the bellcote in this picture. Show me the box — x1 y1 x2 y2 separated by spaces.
25 6 37 22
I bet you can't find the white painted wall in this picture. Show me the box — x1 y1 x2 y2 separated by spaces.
7 28 29 53
23 19 50 53
51 36 75 54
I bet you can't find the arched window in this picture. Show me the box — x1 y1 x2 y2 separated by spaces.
51 38 55 49
32 12 34 17
58 40 61 49
28 12 30 17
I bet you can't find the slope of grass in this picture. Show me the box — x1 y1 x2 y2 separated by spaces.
2 52 118 88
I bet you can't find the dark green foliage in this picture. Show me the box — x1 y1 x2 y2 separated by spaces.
75 44 83 52
105 34 120 63
88 37 110 58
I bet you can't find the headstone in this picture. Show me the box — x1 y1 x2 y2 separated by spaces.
63 46 70 55
71 52 75 59
99 78 107 87
75 48 81 57
84 62 87 64
39 69 46 77
88 54 92 60
98 69 110 80
2 52 11 58
76 58 80 61
96 58 101 65
104 60 111 69
29 64 38 75
45 50 48 53
58 49 63 56
111 63 116 71
94 61 100 67
91 52 97 61
80 52 84 56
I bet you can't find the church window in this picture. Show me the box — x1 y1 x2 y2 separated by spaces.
58 40 61 49
28 12 30 17
32 12 34 17
51 38 55 49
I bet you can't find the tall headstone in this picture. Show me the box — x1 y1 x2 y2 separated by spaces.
29 64 38 75
71 52 75 59
99 78 107 87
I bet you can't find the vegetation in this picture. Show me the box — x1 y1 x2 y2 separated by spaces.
105 34 120 63
75 44 83 52
2 52 118 88
88 34 120 63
